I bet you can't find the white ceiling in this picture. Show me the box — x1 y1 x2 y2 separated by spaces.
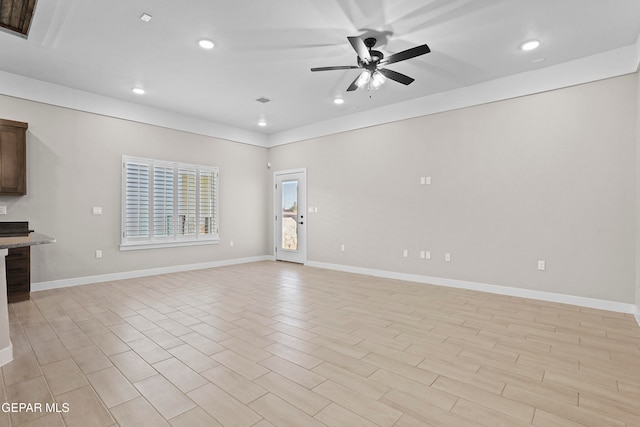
1 0 639 145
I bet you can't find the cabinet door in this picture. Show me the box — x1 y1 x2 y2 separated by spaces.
0 120 27 195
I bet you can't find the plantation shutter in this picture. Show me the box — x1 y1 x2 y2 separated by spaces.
199 170 218 235
177 167 197 236
153 165 174 238
124 161 150 239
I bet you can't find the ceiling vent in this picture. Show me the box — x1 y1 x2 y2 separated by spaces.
256 97 271 104
0 0 38 38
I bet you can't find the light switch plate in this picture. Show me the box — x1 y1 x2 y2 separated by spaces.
92 207 103 215
0 206 6 215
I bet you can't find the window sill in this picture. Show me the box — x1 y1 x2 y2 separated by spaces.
120 239 219 251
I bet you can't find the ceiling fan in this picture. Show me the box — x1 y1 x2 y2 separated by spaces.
311 36 431 92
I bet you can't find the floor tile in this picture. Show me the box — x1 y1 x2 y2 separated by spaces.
58 385 115 427
187 383 262 427
110 396 169 427
41 358 88 396
152 357 208 393
69 345 113 374
134 374 196 419
86 366 140 408
168 407 223 427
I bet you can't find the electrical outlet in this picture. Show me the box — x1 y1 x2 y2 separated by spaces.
419 251 425 259
95 250 102 259
426 176 431 185
425 251 431 260
445 253 451 262
403 249 409 258
538 260 546 271
92 207 103 215
229 240 234 247
420 176 426 185
0 206 6 215
340 244 345 252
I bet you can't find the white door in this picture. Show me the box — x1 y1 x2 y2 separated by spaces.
275 169 307 263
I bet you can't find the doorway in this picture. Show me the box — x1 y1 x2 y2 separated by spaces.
274 169 307 263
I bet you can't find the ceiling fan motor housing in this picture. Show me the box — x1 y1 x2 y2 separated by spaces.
357 38 383 69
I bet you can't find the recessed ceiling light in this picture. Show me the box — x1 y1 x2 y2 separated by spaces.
520 40 541 51
333 98 345 105
198 39 215 49
140 13 152 22
132 87 145 95
258 120 267 127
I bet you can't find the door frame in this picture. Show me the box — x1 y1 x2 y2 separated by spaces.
273 168 307 264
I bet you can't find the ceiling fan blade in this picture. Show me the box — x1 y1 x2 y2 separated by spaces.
311 66 360 72
380 44 430 65
378 68 415 85
348 36 371 63
346 74 361 92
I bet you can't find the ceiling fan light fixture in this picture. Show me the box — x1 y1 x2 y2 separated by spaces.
258 120 267 127
132 87 145 95
355 70 371 88
520 39 540 51
333 98 345 105
371 71 386 89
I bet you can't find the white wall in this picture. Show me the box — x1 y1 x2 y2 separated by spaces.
270 75 637 303
0 95 271 283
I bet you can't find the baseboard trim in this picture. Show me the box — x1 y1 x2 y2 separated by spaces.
32 255 273 292
0 343 13 367
305 261 637 315
635 308 640 327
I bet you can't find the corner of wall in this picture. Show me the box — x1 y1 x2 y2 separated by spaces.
634 32 640 72
636 66 640 322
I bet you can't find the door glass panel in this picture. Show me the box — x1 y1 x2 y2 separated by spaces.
282 180 298 251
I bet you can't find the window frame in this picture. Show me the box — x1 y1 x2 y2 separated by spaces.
121 156 219 251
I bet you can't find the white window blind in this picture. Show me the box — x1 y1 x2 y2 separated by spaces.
124 161 150 239
199 170 217 236
153 165 174 238
178 168 197 236
122 156 219 250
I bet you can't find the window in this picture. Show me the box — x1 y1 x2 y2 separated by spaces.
121 156 219 250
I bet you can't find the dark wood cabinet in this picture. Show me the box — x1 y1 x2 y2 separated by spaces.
6 246 30 302
0 119 27 195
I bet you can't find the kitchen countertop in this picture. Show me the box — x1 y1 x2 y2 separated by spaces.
0 233 56 250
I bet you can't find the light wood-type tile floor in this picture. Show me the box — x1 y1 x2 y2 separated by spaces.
1 261 640 426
